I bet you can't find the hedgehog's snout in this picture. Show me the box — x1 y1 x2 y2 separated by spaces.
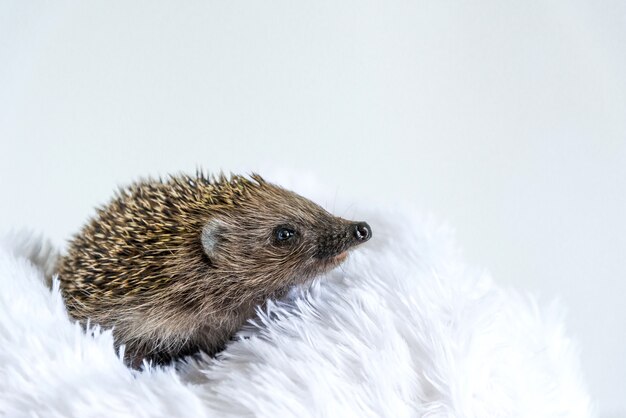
316 220 372 259
352 222 371 243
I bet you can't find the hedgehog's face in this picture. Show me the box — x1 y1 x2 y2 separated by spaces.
200 183 371 293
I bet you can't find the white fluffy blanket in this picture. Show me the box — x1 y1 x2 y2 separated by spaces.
0 209 592 417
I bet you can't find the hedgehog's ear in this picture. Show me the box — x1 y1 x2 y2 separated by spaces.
201 219 226 260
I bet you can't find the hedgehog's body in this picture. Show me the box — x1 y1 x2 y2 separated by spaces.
56 174 371 367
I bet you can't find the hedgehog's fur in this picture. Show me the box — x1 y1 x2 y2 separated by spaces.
56 172 371 367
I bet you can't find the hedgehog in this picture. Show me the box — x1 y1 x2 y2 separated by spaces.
56 173 372 367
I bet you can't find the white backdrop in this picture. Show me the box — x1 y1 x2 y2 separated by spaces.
1 1 624 416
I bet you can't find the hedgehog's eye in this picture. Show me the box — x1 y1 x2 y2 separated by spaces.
274 225 296 244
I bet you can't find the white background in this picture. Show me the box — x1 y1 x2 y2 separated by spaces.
1 1 624 415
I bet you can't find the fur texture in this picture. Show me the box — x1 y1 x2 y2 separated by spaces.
0 208 592 417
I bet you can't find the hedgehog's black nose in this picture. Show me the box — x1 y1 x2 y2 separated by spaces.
353 222 372 242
